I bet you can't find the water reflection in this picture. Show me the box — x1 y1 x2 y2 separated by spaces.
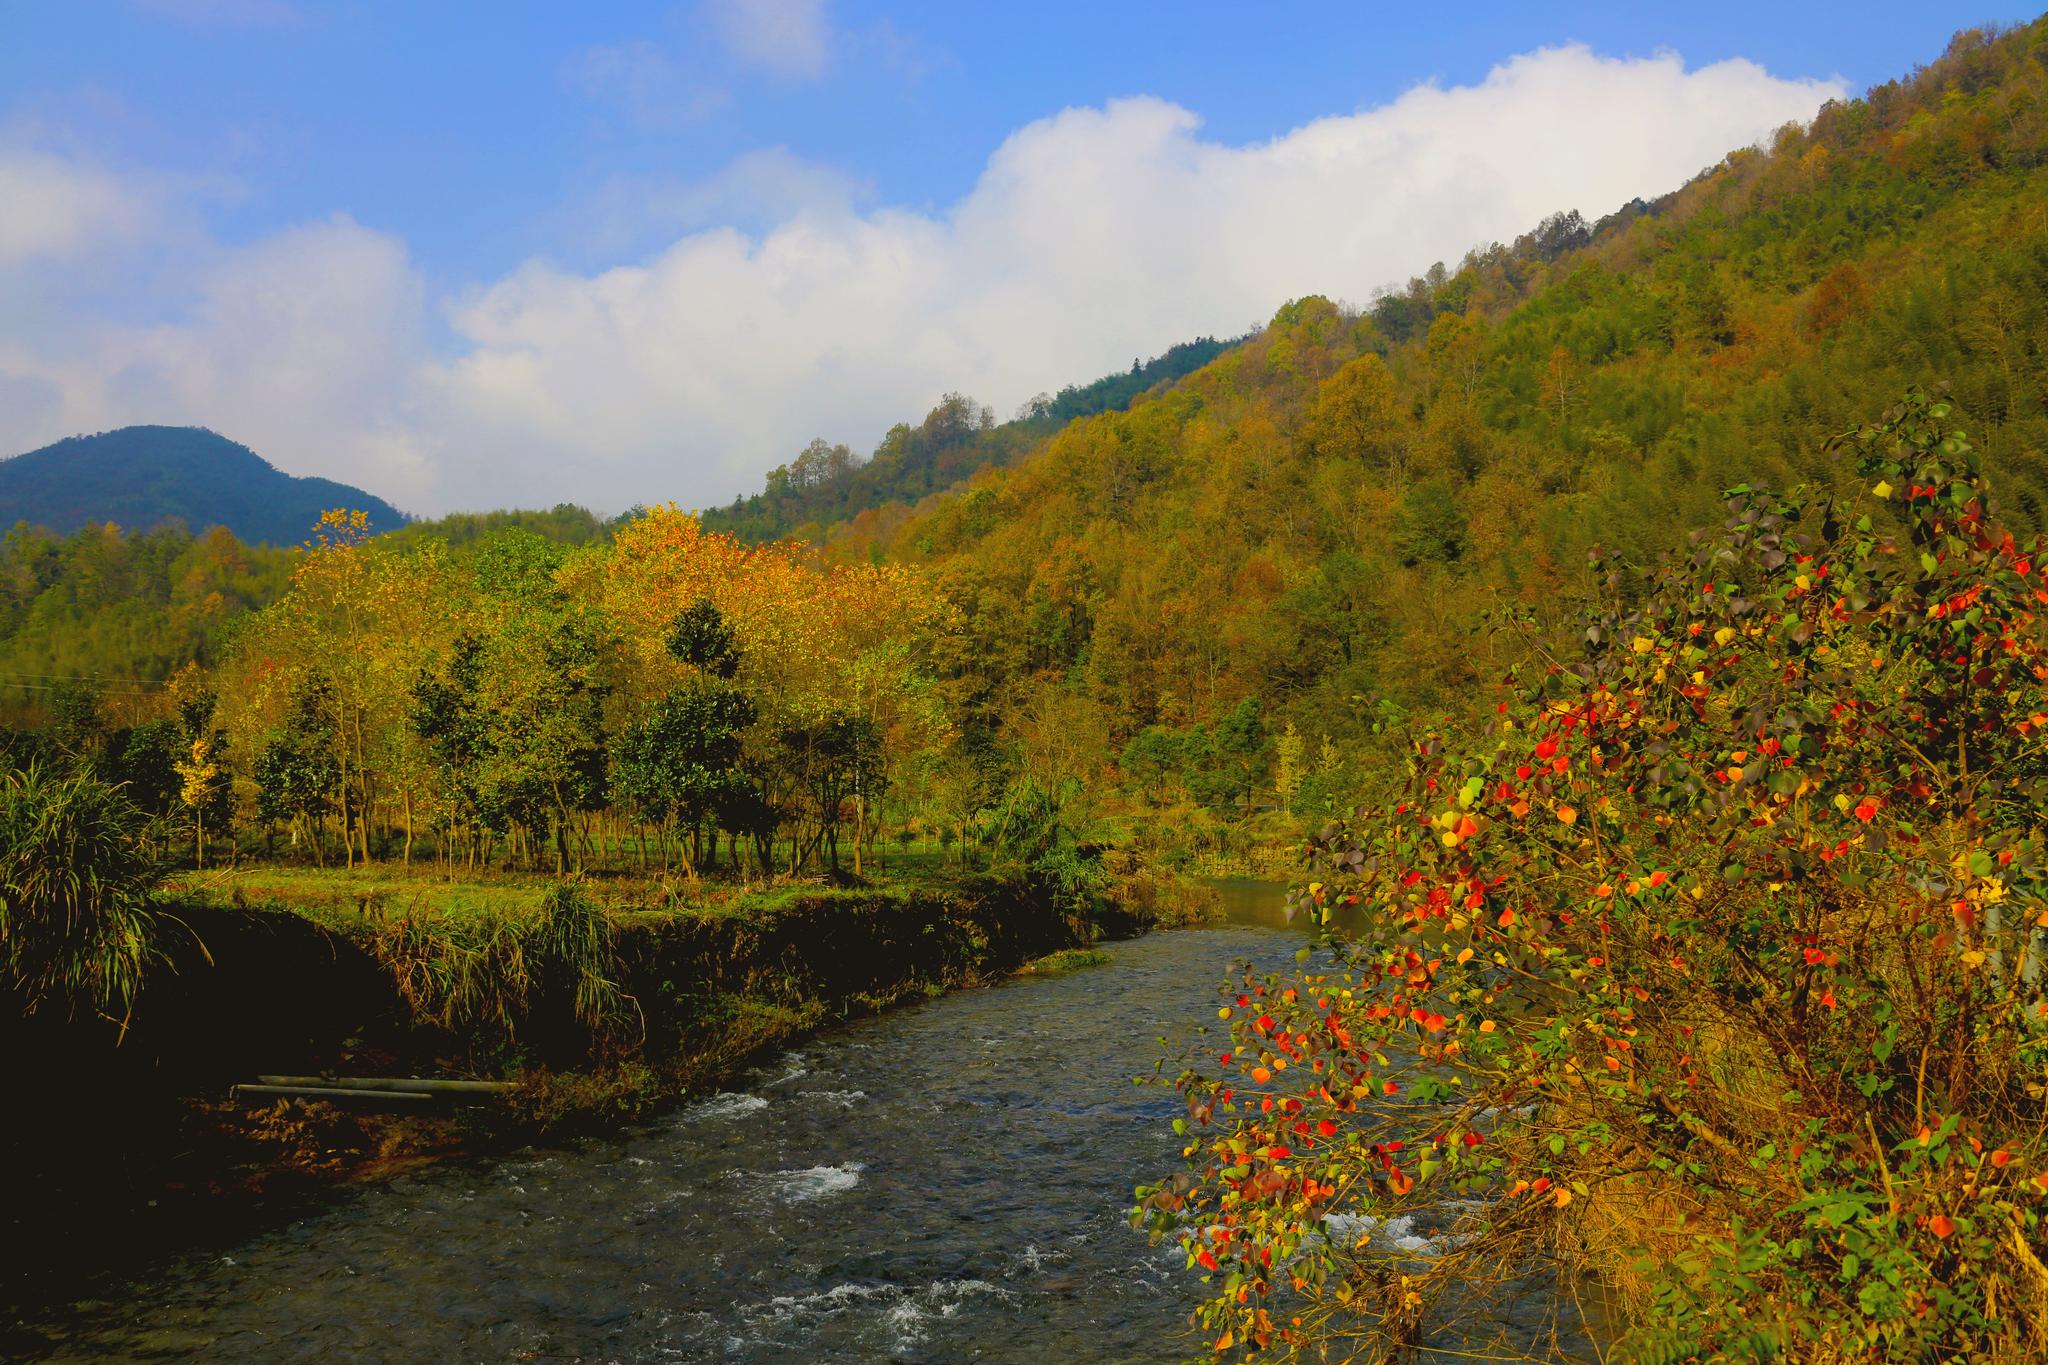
1211 877 1297 929
1212 875 1368 935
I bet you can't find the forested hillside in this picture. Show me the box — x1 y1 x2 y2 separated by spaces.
0 523 296 726
701 336 1236 543
827 20 2048 852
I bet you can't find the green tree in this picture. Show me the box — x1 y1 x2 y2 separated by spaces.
256 673 342 864
1391 479 1470 565
614 599 760 874
782 712 885 873
1306 353 1404 474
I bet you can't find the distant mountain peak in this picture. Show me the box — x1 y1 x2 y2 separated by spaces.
0 425 408 545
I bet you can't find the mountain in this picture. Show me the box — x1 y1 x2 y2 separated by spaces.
0 426 407 546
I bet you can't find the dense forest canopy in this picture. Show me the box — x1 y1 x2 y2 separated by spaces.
0 506 636 727
0 522 296 724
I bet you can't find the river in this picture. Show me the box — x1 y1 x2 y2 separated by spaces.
13 883 1579 1363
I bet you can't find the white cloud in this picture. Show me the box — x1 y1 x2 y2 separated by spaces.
571 148 871 258
0 149 152 265
701 0 833 80
0 44 1842 516
414 45 1840 512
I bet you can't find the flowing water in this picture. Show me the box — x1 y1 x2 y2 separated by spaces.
13 883 1579 1363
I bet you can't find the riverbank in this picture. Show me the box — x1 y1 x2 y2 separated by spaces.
10 911 1310 1363
1 864 1217 1311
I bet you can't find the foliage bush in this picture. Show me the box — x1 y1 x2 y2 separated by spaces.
1139 390 2048 1361
0 762 159 1028
983 775 1107 913
365 881 623 1042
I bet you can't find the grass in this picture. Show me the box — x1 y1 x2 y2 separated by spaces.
164 860 977 926
1018 946 1112 974
160 862 1005 1051
168 863 691 923
316 882 624 1042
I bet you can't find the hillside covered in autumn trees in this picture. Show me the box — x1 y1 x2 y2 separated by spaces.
793 18 2048 862
6 22 2048 879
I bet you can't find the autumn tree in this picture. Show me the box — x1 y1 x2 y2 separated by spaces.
169 672 230 867
1305 353 1405 476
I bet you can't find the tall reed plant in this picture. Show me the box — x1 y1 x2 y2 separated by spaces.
0 762 160 1031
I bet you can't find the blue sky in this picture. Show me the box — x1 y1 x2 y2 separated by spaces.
0 0 2014 512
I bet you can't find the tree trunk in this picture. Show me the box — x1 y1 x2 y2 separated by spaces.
338 776 353 870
